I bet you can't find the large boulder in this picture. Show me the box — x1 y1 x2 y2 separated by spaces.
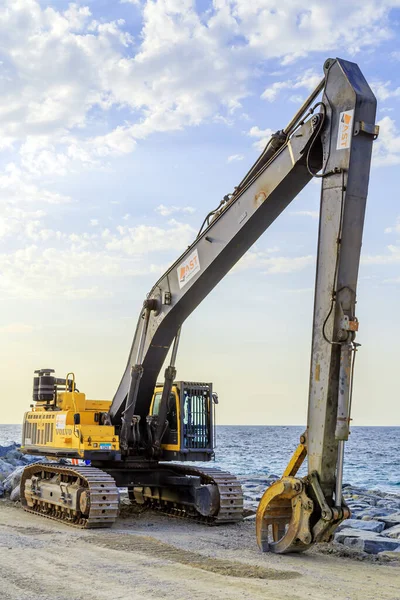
382 524 400 539
10 485 20 502
337 518 385 533
335 528 400 554
0 458 15 481
3 465 25 493
376 513 400 529
0 443 20 458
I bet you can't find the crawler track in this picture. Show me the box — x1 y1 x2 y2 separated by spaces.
21 462 243 528
149 463 244 523
20 463 119 528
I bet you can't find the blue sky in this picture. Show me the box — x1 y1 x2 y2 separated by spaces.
0 0 399 425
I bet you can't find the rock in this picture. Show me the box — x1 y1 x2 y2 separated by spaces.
360 508 390 519
0 482 4 497
3 465 25 493
347 503 370 512
0 443 20 458
10 485 20 502
335 528 400 554
4 449 24 462
337 519 385 533
376 513 400 529
0 459 16 483
382 524 400 539
244 514 256 521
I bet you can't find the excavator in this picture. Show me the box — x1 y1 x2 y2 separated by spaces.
20 57 378 554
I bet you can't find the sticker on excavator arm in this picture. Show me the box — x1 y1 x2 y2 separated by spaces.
177 249 201 289
337 109 354 150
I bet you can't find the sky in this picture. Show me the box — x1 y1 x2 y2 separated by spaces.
0 0 400 426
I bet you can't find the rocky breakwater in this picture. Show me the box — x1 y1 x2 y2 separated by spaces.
239 475 400 557
0 442 44 501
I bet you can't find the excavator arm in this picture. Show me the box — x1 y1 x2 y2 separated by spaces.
255 59 378 553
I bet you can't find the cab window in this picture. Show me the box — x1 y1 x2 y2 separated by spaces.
152 392 177 431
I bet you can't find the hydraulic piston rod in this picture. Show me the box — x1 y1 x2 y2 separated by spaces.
335 343 353 506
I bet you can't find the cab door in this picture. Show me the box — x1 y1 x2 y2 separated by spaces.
150 387 180 449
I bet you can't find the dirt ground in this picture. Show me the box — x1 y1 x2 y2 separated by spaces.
0 501 399 600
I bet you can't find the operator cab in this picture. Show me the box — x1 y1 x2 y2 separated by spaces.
150 381 217 462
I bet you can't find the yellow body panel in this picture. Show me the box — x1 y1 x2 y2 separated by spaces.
150 385 181 451
21 390 119 458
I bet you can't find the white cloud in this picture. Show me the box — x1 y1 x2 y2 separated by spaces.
155 204 196 217
227 154 244 163
261 69 321 102
103 220 195 255
362 244 400 265
371 81 400 102
0 0 398 182
0 163 72 205
384 217 400 234
0 216 195 299
0 0 399 301
373 116 400 166
248 126 274 151
291 210 319 219
233 249 314 274
90 219 99 227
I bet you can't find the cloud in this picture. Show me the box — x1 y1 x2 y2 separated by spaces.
0 163 72 205
362 244 400 265
233 249 314 274
371 81 400 102
155 204 196 217
0 0 399 182
0 212 197 299
384 216 400 234
261 69 321 102
248 126 274 151
291 210 319 219
103 220 195 255
373 116 400 166
227 154 244 163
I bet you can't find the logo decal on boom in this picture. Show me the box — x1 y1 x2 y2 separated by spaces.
177 249 201 289
336 109 354 150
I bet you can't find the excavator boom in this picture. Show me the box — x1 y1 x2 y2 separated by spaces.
110 86 321 429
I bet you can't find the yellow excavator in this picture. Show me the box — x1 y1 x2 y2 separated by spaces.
20 57 378 553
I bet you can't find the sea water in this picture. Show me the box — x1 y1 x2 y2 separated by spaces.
1 424 398 493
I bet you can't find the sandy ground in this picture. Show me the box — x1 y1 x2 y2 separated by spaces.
0 501 399 600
